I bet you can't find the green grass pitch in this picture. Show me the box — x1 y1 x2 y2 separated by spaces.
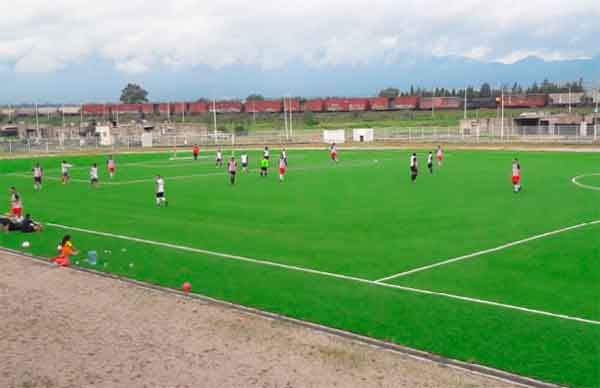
1 148 598 387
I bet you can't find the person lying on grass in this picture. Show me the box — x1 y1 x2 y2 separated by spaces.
0 213 23 232
0 213 42 233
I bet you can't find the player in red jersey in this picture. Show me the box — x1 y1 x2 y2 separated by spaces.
511 158 522 193
192 144 200 161
107 155 116 179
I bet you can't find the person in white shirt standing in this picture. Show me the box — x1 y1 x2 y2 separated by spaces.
90 163 99 187
511 158 522 193
278 154 287 182
410 153 418 183
240 152 249 173
32 164 43 191
216 148 223 167
155 175 168 207
282 148 288 166
228 157 238 185
61 160 73 185
263 146 270 160
427 152 434 174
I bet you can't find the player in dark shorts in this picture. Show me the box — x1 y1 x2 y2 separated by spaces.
427 152 434 174
410 153 418 183
228 157 237 185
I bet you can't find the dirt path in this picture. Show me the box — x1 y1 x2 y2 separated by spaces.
0 251 520 388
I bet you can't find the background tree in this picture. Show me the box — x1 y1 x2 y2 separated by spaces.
378 87 399 98
246 94 265 101
120 83 148 103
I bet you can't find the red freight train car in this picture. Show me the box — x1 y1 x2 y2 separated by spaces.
171 102 186 114
303 99 324 112
324 98 369 112
419 97 462 110
501 94 547 108
368 97 390 111
211 101 243 113
112 104 140 113
284 99 301 112
188 102 209 114
141 103 155 114
82 103 107 115
392 96 420 110
158 103 171 115
244 100 283 113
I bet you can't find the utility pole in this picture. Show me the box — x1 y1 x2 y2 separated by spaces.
501 86 505 140
289 98 293 138
283 97 288 139
464 87 467 120
568 86 572 113
212 99 217 137
35 103 39 137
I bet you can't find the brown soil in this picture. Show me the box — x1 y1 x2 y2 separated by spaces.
0 251 519 388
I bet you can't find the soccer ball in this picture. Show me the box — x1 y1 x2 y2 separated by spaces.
22 241 30 248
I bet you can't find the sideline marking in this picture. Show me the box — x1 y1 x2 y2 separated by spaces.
571 173 600 191
45 222 600 326
375 220 600 282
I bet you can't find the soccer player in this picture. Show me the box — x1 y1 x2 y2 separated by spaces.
427 152 434 174
263 146 270 160
32 164 43 191
155 175 168 207
436 146 443 166
260 156 269 177
228 157 237 185
282 148 288 166
216 148 223 167
90 163 99 187
278 154 287 182
511 158 522 193
240 152 249 173
410 153 418 183
9 186 19 204
107 155 116 179
192 144 200 161
61 160 73 184
10 194 23 218
330 143 338 163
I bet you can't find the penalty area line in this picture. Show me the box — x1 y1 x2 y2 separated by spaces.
571 173 600 191
45 222 600 326
375 219 600 283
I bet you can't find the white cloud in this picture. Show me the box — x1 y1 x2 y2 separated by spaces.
0 0 598 73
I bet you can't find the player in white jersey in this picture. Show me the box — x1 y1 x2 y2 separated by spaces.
330 143 338 163
216 148 223 167
278 154 287 182
155 175 167 206
61 160 73 184
240 153 249 173
32 164 43 191
90 164 99 187
436 146 443 166
427 152 434 174
511 158 522 193
228 157 237 185
410 153 418 183
263 146 270 160
281 148 288 166
107 156 116 179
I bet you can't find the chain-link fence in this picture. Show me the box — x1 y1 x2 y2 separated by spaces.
0 126 598 154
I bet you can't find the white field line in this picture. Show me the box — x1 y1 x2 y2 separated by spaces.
375 220 600 283
5 159 390 186
45 222 600 326
571 173 600 191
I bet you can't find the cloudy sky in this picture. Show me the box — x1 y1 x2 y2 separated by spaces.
0 0 599 101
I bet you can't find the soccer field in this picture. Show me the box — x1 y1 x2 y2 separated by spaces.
1 148 599 387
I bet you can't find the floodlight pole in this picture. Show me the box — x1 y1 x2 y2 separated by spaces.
289 97 293 139
501 87 505 140
595 90 599 141
35 103 39 136
212 99 217 137
283 97 288 139
568 86 572 113
464 87 467 120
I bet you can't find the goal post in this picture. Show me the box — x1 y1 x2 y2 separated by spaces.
323 129 345 144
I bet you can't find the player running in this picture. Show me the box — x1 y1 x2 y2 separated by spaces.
410 153 418 183
228 157 237 185
107 156 116 179
263 146 270 160
216 148 223 167
511 158 522 193
240 152 249 173
278 154 287 182
330 143 338 163
436 146 443 166
192 144 200 161
260 156 269 177
61 160 73 184
427 152 434 174
32 164 43 191
90 164 99 187
155 175 168 207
